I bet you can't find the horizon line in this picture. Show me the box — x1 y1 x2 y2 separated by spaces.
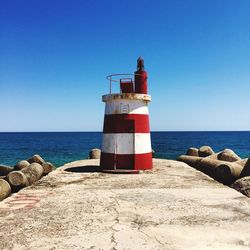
0 130 250 133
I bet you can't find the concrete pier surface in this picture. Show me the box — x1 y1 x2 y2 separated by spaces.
0 159 250 250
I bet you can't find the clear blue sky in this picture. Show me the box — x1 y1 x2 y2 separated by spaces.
0 0 249 132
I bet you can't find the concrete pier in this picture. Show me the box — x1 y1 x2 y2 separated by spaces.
0 159 250 249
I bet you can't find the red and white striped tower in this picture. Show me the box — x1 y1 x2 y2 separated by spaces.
100 57 152 173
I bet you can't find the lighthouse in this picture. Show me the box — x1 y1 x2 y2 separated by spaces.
100 57 152 173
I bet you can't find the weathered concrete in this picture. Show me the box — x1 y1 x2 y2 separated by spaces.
0 159 250 250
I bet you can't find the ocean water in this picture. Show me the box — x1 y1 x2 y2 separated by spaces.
0 131 249 167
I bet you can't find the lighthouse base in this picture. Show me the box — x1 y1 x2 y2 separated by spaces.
100 152 153 172
102 169 140 174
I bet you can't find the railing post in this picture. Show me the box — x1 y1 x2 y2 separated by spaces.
109 76 112 94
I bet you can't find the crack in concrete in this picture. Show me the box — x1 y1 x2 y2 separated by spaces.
132 214 170 248
154 236 165 248
109 190 120 250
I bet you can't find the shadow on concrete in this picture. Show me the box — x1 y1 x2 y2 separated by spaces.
64 165 101 173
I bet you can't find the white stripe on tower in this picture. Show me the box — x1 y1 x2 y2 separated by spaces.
105 99 149 115
101 133 151 154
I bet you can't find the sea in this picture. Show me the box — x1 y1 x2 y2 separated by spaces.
0 131 249 167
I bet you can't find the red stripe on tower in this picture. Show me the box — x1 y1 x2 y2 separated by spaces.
100 57 153 173
103 114 149 133
100 152 152 170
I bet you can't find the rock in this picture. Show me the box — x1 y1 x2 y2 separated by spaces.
0 179 11 201
231 176 250 198
14 160 30 170
239 158 250 178
42 162 56 175
21 163 44 185
217 149 241 162
198 146 215 157
186 147 199 156
0 165 13 176
27 154 45 165
89 149 101 159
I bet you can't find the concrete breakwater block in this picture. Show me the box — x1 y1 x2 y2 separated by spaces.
27 154 45 165
203 149 241 162
14 160 30 170
217 149 241 162
0 154 56 202
214 163 243 185
42 162 56 175
231 176 250 198
198 146 215 157
0 179 11 201
26 154 56 175
6 171 28 191
0 165 13 176
239 158 250 178
177 155 243 185
179 145 250 198
236 158 249 167
186 147 199 156
21 163 44 185
89 148 101 159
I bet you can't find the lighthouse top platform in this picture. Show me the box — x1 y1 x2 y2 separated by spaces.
102 93 151 102
104 71 149 98
103 72 151 102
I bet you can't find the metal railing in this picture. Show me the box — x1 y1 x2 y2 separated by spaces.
106 73 141 94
